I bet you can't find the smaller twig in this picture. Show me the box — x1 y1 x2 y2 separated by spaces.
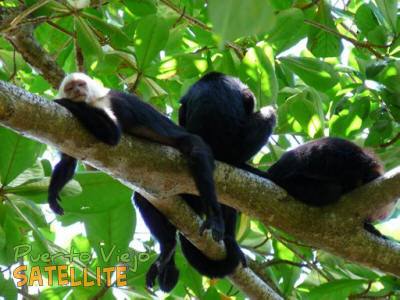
159 0 211 31
304 19 385 59
128 72 143 94
253 237 270 249
159 0 245 58
172 6 186 28
47 20 75 37
349 281 372 299
9 47 17 81
91 284 112 300
260 259 307 269
75 39 85 72
269 229 333 281
380 132 400 148
9 0 52 28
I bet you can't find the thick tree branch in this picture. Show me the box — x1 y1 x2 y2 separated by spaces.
0 82 282 300
0 82 399 293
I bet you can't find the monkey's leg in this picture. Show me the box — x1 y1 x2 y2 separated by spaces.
48 153 77 215
133 193 179 292
176 134 225 242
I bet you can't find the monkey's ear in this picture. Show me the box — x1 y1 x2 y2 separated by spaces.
242 89 255 114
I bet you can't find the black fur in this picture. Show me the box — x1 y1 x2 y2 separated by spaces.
48 90 225 244
264 137 385 236
135 72 275 291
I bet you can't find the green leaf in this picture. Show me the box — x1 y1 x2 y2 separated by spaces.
377 61 400 93
307 1 343 58
365 111 393 146
84 12 131 48
208 0 276 42
81 196 135 266
266 8 305 53
75 16 103 60
124 0 157 16
374 0 398 32
269 0 293 10
277 91 323 137
0 273 17 300
134 15 169 70
308 279 367 300
0 225 5 250
355 4 379 34
280 57 339 91
239 43 278 106
0 126 45 186
0 206 25 265
382 90 400 122
58 172 132 214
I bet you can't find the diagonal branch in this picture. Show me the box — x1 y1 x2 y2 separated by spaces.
2 23 65 88
0 81 399 291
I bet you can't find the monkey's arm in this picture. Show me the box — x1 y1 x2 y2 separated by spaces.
48 153 77 215
55 99 121 146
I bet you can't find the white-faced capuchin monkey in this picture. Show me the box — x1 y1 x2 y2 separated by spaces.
48 72 225 245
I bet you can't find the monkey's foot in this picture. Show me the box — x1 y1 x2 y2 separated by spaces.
199 216 225 241
146 259 179 292
145 262 158 289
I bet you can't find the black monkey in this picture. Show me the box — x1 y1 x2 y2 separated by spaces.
134 72 276 291
264 137 396 238
48 72 225 244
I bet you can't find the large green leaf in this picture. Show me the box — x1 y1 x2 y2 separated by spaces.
307 1 343 58
56 172 132 214
374 0 398 32
0 225 5 250
0 126 45 186
124 0 157 16
81 196 135 266
0 273 17 300
376 61 400 93
355 4 380 34
75 16 103 60
239 44 278 106
83 12 131 48
266 8 306 53
308 279 367 300
280 57 339 91
208 0 276 42
134 15 169 70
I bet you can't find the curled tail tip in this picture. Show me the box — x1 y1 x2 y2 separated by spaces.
158 264 179 292
180 235 244 278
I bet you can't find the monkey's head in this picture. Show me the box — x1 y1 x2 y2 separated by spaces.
58 72 109 104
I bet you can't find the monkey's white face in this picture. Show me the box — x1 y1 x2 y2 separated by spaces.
57 72 110 104
63 79 88 102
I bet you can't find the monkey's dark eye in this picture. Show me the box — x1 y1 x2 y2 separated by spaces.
78 82 86 87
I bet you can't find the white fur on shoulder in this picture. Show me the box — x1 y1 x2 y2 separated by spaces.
58 72 110 103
